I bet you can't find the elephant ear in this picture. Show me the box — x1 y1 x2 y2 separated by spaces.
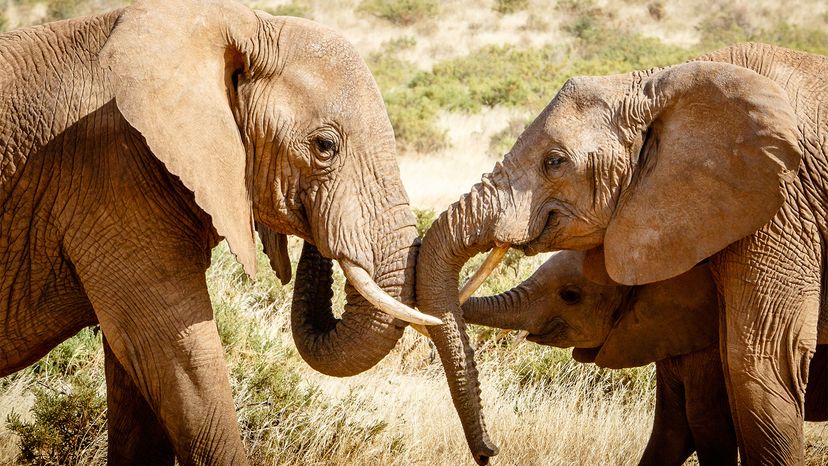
100 0 259 276
604 61 801 285
594 264 719 369
257 223 292 285
582 246 618 286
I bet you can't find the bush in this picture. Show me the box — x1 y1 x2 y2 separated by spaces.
493 0 528 15
367 49 448 152
358 0 439 26
488 116 531 157
413 208 436 237
7 374 106 466
0 12 7 32
259 1 313 19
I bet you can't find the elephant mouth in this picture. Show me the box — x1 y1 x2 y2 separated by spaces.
524 317 569 345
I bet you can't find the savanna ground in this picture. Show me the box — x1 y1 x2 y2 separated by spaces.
1 0 828 464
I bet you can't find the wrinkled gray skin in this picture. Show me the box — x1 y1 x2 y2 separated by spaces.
0 1 427 465
463 250 828 465
417 43 828 464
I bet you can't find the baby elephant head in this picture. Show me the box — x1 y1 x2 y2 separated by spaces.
463 250 720 369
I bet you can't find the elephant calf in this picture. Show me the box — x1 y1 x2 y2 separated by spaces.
462 251 827 465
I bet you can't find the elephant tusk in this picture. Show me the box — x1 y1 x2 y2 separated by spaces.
340 260 443 326
410 323 430 338
459 245 510 303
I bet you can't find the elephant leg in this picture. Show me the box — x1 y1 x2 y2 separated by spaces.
639 360 694 466
682 345 737 466
715 229 821 465
72 248 248 466
104 337 175 466
804 345 827 421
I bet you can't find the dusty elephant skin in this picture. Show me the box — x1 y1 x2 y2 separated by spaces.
417 43 828 465
0 1 441 464
462 250 826 465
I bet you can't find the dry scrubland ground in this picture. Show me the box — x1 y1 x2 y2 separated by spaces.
1 0 828 464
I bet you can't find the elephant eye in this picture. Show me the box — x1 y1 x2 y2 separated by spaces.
544 154 567 171
314 136 337 155
559 286 582 305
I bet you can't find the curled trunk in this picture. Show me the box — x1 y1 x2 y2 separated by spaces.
416 171 503 465
290 234 415 377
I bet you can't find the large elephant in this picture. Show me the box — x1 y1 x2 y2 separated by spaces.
416 43 828 464
0 1 440 465
462 250 828 465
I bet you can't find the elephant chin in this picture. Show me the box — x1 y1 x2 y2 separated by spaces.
290 241 407 377
571 347 601 364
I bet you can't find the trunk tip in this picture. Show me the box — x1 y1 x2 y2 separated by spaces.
473 441 499 465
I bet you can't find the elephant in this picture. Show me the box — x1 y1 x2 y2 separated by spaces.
416 42 828 464
461 250 828 465
0 1 442 464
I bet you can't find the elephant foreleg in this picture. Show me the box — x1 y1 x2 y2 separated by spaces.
681 345 737 466
104 337 175 466
714 225 822 466
639 360 694 466
71 244 248 466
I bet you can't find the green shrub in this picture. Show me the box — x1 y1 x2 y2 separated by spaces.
45 0 79 22
413 208 436 237
358 0 439 25
557 0 605 40
697 5 828 56
488 116 531 157
0 12 7 32
29 328 102 377
259 1 312 18
409 45 565 112
494 0 528 14
7 374 106 466
757 23 828 55
367 50 448 152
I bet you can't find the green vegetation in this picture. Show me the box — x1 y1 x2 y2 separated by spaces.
413 207 436 237
494 0 528 14
358 0 439 26
488 115 531 157
258 1 313 19
7 374 106 465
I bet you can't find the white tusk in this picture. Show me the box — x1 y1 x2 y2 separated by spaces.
459 245 509 304
340 260 443 326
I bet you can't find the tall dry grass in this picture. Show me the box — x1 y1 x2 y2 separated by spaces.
2 241 826 464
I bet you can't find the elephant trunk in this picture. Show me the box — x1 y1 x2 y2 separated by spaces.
462 284 531 330
291 214 419 377
416 172 502 465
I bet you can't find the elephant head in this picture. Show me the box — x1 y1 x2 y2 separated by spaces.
416 59 801 461
462 250 719 369
100 0 439 377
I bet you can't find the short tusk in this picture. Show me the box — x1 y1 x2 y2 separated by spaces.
410 323 430 338
459 245 510 303
340 260 443 326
